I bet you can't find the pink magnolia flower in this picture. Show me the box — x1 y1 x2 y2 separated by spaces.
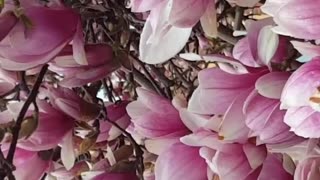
261 0 320 40
294 157 320 180
181 130 292 180
47 161 89 180
0 100 74 153
49 44 119 87
233 18 287 68
47 86 100 122
7 148 50 180
281 58 320 138
127 87 190 154
155 142 208 180
126 87 189 138
135 0 216 64
244 72 303 147
0 2 85 71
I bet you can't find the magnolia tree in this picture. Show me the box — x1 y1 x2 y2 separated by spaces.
0 0 319 179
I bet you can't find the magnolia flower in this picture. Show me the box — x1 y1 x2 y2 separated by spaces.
133 0 217 64
261 0 320 40
47 86 100 122
49 44 119 87
244 72 303 147
9 148 50 180
0 1 85 70
181 130 292 180
232 18 287 68
126 87 190 154
281 58 320 138
294 157 320 180
0 100 74 151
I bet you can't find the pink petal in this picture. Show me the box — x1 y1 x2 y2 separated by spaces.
72 22 87 65
219 89 251 143
169 0 209 28
0 11 17 41
258 154 292 180
275 0 320 39
61 130 76 170
281 58 320 108
255 72 290 99
233 37 260 67
12 148 50 180
92 172 138 180
155 143 207 180
130 0 164 12
291 41 320 58
188 68 263 115
284 106 320 138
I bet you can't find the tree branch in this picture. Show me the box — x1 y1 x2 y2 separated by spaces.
6 64 48 163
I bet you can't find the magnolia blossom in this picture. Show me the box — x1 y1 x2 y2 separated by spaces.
233 18 287 68
47 86 100 121
294 157 320 180
9 148 50 180
126 87 190 154
49 45 119 87
244 72 303 147
281 58 320 138
0 1 85 70
132 0 217 64
261 0 320 40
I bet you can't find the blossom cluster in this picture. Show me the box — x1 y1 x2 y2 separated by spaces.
0 0 320 180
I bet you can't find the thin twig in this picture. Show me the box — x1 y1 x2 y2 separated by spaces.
6 64 48 163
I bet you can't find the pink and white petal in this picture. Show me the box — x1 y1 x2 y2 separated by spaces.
219 90 252 143
284 107 320 138
139 16 192 64
179 108 210 132
257 154 292 179
145 135 182 155
260 0 288 16
255 72 290 99
130 0 164 12
169 0 209 28
60 130 76 170
200 0 217 37
13 149 50 180
155 143 207 180
72 22 88 65
291 41 320 58
275 0 320 40
243 144 267 169
257 25 279 66
281 58 320 108
233 37 260 67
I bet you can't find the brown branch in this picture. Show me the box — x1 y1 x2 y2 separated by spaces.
234 7 244 31
6 64 48 163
